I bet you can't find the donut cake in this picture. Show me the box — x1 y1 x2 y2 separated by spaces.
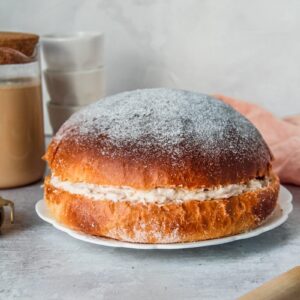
44 88 279 244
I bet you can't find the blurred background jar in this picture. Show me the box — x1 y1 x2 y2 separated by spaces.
0 32 45 188
41 32 105 133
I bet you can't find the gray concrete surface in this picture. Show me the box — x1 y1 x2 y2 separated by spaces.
0 181 299 300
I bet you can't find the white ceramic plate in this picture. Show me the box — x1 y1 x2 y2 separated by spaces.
36 186 293 250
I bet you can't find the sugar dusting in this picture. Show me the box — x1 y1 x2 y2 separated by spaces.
107 224 181 243
54 88 270 166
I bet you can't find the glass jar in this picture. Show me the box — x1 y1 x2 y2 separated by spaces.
0 32 45 188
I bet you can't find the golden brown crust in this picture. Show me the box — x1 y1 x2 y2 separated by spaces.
44 174 279 244
43 89 273 190
44 136 272 190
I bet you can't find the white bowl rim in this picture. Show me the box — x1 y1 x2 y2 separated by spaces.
44 66 104 75
47 101 85 110
42 31 103 42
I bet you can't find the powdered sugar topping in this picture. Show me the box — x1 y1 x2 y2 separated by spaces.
54 88 270 166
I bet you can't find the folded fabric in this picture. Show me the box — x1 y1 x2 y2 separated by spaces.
215 95 300 186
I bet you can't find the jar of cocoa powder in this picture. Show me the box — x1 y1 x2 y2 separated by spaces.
0 32 45 188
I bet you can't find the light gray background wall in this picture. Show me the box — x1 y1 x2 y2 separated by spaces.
0 0 299 134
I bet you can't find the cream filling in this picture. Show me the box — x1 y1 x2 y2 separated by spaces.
50 176 270 204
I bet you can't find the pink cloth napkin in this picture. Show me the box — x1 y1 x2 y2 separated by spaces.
215 95 300 186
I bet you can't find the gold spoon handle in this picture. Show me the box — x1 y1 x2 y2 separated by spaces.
0 197 14 224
